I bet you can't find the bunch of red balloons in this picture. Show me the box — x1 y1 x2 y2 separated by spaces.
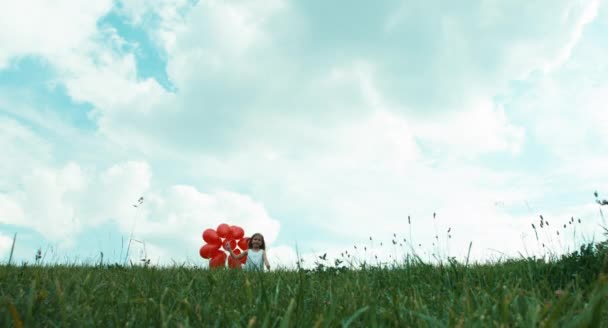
199 223 249 268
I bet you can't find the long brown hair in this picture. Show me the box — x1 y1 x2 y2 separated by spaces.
248 233 266 250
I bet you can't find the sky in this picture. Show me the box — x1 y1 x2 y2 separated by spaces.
1 0 608 268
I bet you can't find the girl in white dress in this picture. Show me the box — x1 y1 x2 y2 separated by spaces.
226 233 270 271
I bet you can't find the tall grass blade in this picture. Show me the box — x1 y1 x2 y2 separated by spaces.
465 241 472 266
8 232 16 265
341 306 369 327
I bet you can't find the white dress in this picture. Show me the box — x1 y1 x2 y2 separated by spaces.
244 249 265 271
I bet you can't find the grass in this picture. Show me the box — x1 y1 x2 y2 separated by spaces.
1 242 608 327
3 193 608 326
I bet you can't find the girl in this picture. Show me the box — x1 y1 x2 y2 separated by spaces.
226 233 270 271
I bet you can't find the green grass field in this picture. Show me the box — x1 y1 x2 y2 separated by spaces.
2 241 608 327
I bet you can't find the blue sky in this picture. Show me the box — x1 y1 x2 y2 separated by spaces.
1 0 607 267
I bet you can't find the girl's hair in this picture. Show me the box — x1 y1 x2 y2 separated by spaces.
248 233 266 250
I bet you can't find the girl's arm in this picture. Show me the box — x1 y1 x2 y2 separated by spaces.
263 251 270 270
226 244 247 260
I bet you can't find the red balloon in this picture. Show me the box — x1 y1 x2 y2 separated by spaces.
224 239 237 251
230 226 245 240
228 256 241 269
209 251 227 268
199 244 220 259
217 224 231 238
232 248 247 265
238 238 249 250
202 229 221 245
227 249 243 269
200 224 249 268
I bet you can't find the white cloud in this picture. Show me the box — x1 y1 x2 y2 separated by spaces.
310 61 524 158
0 141 281 263
70 1 547 175
188 108 536 251
64 54 165 111
543 0 601 72
381 0 602 110
581 86 608 140
0 117 53 187
1 0 607 266
115 0 209 54
0 0 171 135
266 244 299 269
413 98 525 157
1 162 86 240
0 233 13 258
508 70 608 161
0 160 147 245
132 185 280 244
41 0 583 163
161 0 290 88
0 0 113 68
173 0 285 53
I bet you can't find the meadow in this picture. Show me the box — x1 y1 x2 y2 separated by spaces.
1 239 607 327
2 194 608 327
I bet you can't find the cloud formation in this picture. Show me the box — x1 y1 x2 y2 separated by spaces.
1 0 607 266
